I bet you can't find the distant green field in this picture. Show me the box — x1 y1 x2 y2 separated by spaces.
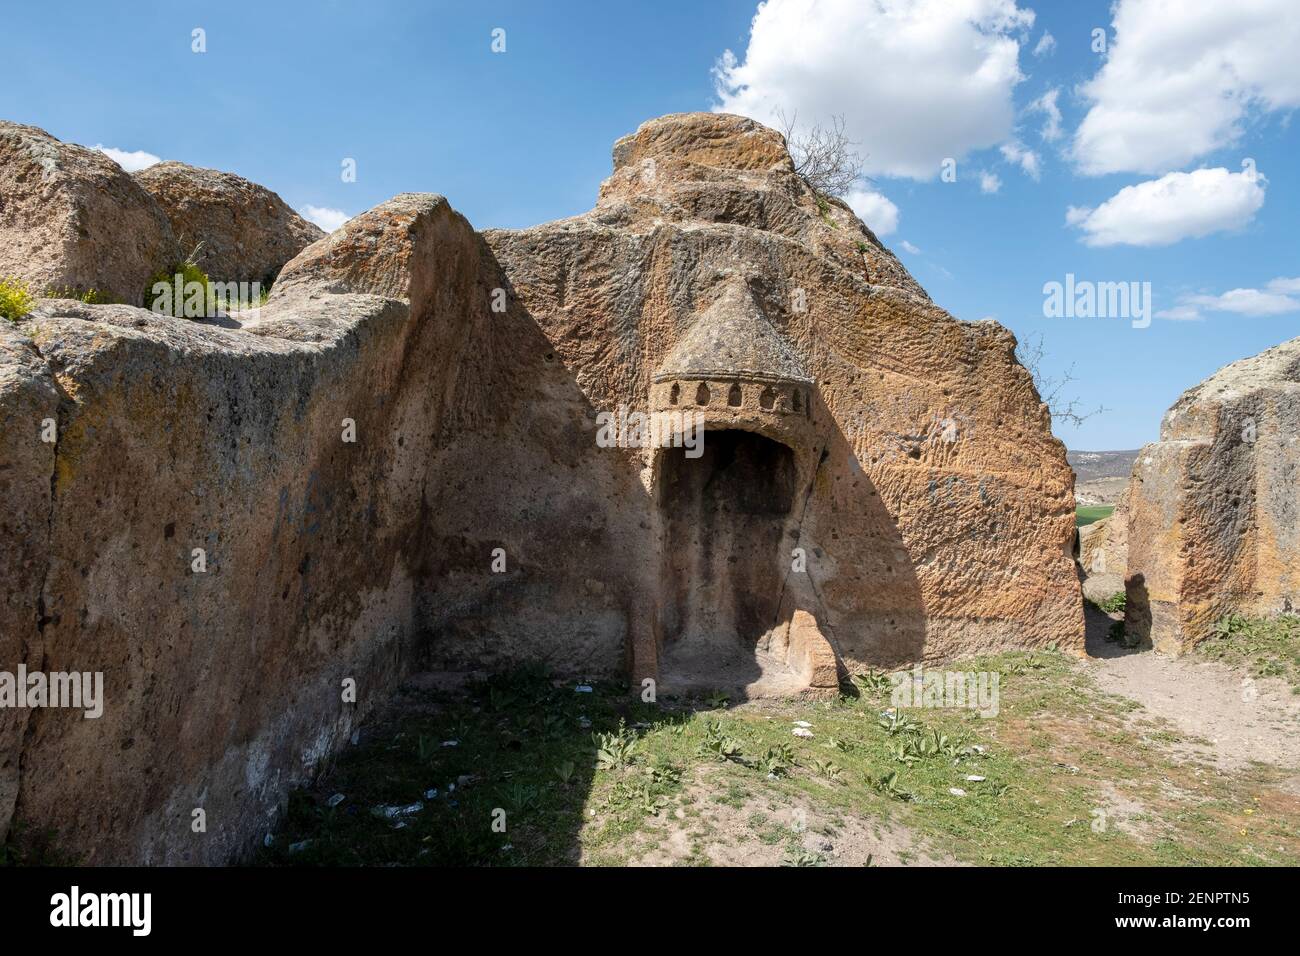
1076 505 1114 527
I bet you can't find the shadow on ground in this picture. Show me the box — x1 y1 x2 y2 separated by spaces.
253 665 698 866
1083 601 1144 661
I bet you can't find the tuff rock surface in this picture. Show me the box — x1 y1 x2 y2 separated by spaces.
0 112 1084 862
3 195 489 863
0 121 178 304
485 112 1083 689
134 161 324 285
1125 337 1300 651
1079 490 1129 604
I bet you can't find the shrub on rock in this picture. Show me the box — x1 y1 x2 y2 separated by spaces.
133 161 324 287
0 277 34 322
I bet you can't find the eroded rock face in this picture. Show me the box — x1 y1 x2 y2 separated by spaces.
1079 492 1129 604
0 187 644 862
1125 338 1300 652
134 161 323 285
0 121 177 304
272 193 441 304
487 111 1083 686
0 324 59 838
0 113 1084 862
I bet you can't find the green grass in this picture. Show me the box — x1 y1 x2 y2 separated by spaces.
256 665 677 866
0 279 114 323
212 287 270 312
1198 614 1300 692
1076 505 1114 527
0 277 35 322
42 286 112 304
256 650 1300 867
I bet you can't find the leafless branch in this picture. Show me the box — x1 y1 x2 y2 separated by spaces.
1015 331 1107 427
775 109 864 198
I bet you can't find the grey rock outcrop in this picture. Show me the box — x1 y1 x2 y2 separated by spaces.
134 161 323 285
0 121 177 304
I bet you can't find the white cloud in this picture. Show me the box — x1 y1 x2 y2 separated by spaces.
1191 288 1299 315
1154 305 1203 321
899 239 921 254
999 140 1040 179
713 0 1035 180
1159 277 1300 320
1265 276 1300 294
844 185 899 236
299 205 351 232
979 171 1002 194
1071 0 1300 175
1032 31 1056 57
1027 88 1062 142
1066 167 1266 247
94 145 161 172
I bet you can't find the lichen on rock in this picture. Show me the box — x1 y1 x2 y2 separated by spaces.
0 112 1085 862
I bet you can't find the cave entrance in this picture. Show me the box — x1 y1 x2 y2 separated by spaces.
656 429 800 693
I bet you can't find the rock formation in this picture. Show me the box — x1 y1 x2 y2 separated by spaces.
0 121 178 305
134 161 324 285
1079 489 1129 603
1 193 510 863
1125 337 1300 651
0 113 1083 862
485 112 1083 687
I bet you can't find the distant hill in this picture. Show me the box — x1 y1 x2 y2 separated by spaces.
1067 449 1140 482
1067 450 1140 506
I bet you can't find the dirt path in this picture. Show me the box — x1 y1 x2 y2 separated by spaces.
618 770 961 867
1083 607 1300 771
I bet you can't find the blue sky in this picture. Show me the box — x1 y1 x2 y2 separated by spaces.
4 0 1298 450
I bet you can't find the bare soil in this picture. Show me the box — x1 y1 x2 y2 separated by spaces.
1084 606 1300 771
619 767 960 867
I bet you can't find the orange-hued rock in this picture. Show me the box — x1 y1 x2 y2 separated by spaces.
486 112 1083 684
1125 337 1300 652
0 113 1082 862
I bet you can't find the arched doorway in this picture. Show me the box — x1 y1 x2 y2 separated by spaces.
656 429 799 691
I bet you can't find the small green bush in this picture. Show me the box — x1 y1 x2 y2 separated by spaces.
1095 591 1127 614
143 259 211 317
0 277 35 322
